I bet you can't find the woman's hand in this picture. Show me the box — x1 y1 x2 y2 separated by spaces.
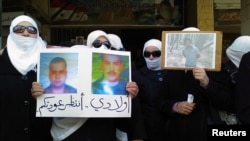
31 82 44 99
192 67 209 88
126 81 139 99
175 101 196 115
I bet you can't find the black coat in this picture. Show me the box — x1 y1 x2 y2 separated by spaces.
0 49 52 141
235 52 250 124
114 62 147 141
158 69 233 141
134 66 168 141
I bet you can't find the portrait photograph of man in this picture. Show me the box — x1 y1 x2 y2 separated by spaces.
39 53 78 94
91 53 129 95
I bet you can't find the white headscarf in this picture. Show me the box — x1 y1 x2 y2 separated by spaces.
108 33 124 50
182 27 200 31
86 30 109 50
143 39 162 70
226 36 250 68
7 15 46 75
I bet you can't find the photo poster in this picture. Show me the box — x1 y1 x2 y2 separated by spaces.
161 31 223 71
36 47 132 117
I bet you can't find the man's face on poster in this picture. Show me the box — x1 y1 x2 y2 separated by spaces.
184 39 192 48
49 61 67 88
101 54 123 82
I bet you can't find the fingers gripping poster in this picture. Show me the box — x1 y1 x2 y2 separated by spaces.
36 47 131 117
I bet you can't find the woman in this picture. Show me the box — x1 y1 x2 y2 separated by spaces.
31 30 139 141
158 27 234 141
230 36 250 124
0 15 52 141
133 39 167 141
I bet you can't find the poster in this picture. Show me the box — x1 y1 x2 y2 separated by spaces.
36 47 132 117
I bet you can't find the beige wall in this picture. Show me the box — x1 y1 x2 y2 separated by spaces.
197 0 214 31
241 0 250 35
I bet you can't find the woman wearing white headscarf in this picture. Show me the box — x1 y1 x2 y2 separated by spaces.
0 15 52 141
223 35 250 85
49 30 116 141
226 36 250 68
229 36 250 124
216 36 250 125
87 30 111 50
32 30 139 141
158 28 240 141
132 39 167 141
108 33 124 51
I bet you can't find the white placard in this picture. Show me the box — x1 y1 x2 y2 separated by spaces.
36 47 131 117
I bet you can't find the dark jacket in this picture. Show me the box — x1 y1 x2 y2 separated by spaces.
222 60 238 113
0 49 52 141
158 69 233 141
134 66 168 141
114 62 147 141
235 52 250 124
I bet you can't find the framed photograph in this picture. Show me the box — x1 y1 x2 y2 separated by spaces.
161 31 223 71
